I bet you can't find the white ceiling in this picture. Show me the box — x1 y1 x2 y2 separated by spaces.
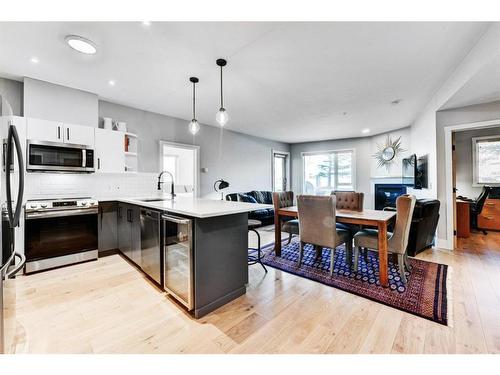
441 53 500 110
0 22 489 143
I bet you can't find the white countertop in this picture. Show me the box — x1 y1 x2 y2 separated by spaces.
100 196 272 218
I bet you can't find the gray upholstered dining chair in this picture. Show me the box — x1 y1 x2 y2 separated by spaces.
272 191 299 244
353 194 416 283
331 190 365 235
297 195 353 275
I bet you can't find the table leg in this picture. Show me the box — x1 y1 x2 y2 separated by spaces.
274 212 282 257
377 221 389 287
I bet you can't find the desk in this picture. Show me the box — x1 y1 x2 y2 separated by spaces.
273 206 396 287
456 199 471 238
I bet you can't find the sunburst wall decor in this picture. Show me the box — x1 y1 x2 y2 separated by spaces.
373 135 406 171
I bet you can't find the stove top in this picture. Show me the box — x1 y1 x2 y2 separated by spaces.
25 197 98 211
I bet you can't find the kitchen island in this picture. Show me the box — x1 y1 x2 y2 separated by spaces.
99 196 271 318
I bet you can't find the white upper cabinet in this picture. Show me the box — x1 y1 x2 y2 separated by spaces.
94 128 125 173
26 118 64 143
27 118 95 146
63 123 94 146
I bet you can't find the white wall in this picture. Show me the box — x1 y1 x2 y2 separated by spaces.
454 126 500 199
23 77 98 127
0 77 23 116
409 23 500 204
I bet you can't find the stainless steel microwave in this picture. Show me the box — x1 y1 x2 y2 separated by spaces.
26 140 95 173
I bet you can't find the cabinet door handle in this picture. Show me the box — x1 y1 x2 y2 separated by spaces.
57 126 61 140
67 127 70 141
118 206 122 219
98 157 100 170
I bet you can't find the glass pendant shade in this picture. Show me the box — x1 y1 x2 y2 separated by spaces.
216 107 228 127
189 119 200 135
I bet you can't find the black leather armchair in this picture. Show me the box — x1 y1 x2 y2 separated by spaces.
406 199 440 256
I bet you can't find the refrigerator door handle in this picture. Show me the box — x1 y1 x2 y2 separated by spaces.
5 124 24 228
6 252 26 279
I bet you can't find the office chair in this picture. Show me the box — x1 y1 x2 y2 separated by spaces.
471 186 492 235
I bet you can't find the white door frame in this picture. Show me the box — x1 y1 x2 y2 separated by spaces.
443 118 500 250
159 140 201 197
271 150 291 191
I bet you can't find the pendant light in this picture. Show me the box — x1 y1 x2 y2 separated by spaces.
215 58 228 127
189 77 200 135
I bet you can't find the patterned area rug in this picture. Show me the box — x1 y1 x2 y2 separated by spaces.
261 239 450 325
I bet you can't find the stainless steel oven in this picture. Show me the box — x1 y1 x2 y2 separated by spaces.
24 198 98 273
27 140 94 173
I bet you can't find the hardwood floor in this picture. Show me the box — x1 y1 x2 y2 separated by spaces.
10 227 500 354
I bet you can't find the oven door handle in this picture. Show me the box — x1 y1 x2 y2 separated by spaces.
26 208 98 219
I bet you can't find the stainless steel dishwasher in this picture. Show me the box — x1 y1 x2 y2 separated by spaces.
140 208 161 285
162 214 193 310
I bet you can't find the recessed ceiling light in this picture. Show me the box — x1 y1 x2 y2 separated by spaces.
142 21 151 26
362 128 370 134
391 99 402 105
65 35 97 55
108 80 115 86
30 57 39 64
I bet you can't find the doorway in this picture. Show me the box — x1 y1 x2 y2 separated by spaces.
445 121 500 251
159 141 200 197
272 150 290 192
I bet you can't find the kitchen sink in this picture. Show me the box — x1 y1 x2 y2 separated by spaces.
138 198 172 202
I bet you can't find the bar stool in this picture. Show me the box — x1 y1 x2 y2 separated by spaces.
248 219 267 273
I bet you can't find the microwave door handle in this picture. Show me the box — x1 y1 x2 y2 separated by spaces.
82 149 86 167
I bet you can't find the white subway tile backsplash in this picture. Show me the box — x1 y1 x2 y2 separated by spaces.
25 172 160 200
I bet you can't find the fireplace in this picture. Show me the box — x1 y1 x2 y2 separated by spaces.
374 184 407 210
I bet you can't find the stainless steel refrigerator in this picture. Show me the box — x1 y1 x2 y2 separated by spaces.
1 115 26 354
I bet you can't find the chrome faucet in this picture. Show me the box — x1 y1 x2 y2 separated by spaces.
157 171 176 199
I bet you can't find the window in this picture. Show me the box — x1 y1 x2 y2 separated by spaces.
272 151 289 192
473 136 500 185
302 149 355 195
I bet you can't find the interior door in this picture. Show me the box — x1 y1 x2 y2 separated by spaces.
452 132 457 249
273 151 289 192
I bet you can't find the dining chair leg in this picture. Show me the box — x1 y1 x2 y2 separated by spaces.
362 247 369 262
298 241 304 266
345 241 353 269
404 253 412 271
314 245 322 259
330 248 335 275
397 254 407 284
286 233 293 245
353 246 359 272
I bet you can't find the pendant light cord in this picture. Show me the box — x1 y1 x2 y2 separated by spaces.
192 81 196 119
220 65 224 108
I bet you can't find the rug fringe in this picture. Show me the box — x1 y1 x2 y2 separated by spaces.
446 265 454 328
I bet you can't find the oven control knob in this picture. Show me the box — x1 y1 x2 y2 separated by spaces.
29 204 38 209
40 204 48 208
90 201 97 206
81 202 87 206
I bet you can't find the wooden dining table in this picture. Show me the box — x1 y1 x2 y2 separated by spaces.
274 206 396 287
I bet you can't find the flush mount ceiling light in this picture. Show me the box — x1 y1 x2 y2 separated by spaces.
30 57 39 64
108 80 115 86
189 77 200 135
215 58 228 127
362 128 370 134
65 35 97 55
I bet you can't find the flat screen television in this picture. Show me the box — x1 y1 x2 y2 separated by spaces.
402 154 417 187
402 154 428 189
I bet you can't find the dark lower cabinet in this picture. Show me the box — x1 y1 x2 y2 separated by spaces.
117 203 141 267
